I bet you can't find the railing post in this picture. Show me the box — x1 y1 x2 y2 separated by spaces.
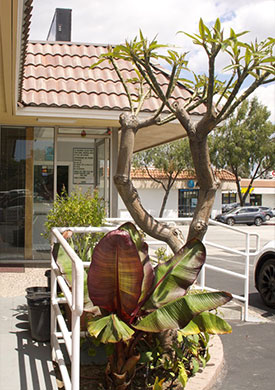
50 234 57 362
70 264 79 390
244 233 250 321
200 264 206 290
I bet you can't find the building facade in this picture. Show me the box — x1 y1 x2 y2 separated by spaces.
118 168 238 219
0 2 205 263
118 169 275 219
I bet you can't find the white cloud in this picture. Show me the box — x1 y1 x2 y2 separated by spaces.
252 84 275 123
220 1 275 42
29 0 274 120
30 0 274 44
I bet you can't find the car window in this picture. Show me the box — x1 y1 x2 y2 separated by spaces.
239 208 248 214
230 208 240 214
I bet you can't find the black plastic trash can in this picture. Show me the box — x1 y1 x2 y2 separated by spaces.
26 287 51 342
45 269 61 293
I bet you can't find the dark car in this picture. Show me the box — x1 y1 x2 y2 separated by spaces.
222 202 250 213
253 240 275 308
215 206 267 226
258 206 274 220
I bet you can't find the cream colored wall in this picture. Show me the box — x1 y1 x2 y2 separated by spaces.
118 185 224 219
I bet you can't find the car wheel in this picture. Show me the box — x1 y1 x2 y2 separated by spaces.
254 217 263 226
265 215 271 221
226 217 235 226
257 258 275 308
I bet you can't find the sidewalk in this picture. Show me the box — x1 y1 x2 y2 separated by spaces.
0 267 58 390
0 267 227 390
0 294 57 390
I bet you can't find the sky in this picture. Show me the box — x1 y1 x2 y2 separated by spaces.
30 0 275 121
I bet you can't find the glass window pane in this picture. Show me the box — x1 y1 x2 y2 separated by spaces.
0 127 26 259
33 127 54 258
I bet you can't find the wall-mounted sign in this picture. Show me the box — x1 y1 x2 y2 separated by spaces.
187 179 195 188
73 148 94 185
241 187 254 194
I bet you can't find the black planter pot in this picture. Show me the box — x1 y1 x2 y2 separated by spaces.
45 269 61 293
26 287 51 342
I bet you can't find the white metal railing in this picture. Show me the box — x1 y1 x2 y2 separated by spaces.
201 220 260 321
106 217 260 321
50 218 260 389
50 226 115 390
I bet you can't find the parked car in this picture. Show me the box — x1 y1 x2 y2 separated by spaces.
222 203 237 213
215 206 267 226
258 206 274 220
222 202 250 213
254 240 275 308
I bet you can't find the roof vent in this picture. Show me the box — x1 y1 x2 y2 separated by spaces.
47 8 72 42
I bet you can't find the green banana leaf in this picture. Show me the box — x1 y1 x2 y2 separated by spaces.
134 291 232 332
86 313 135 343
179 311 232 335
87 228 147 323
143 238 206 310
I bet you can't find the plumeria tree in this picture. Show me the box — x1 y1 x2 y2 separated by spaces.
92 18 275 253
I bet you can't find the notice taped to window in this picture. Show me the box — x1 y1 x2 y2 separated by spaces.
73 148 94 184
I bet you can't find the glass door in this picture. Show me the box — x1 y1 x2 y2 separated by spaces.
178 189 199 217
32 128 54 257
95 138 109 212
56 130 110 214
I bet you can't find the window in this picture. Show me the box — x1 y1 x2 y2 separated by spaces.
250 194 262 206
0 127 27 259
178 189 199 217
222 192 237 205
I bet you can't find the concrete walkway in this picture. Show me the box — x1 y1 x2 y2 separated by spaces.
0 295 57 390
0 293 225 390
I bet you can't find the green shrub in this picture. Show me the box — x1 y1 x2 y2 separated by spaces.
44 188 106 261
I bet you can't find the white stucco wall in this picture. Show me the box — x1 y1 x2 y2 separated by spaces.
118 188 179 219
117 177 275 219
118 187 223 219
260 193 275 208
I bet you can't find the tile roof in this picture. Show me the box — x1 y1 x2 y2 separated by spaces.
18 0 33 102
20 41 207 114
131 168 235 181
240 179 275 188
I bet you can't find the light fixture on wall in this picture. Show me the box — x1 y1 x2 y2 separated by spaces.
81 130 86 137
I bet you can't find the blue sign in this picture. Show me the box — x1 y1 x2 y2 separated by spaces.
187 179 195 188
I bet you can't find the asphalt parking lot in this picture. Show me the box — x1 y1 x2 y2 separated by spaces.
191 222 275 390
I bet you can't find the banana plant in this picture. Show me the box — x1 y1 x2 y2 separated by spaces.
86 222 232 389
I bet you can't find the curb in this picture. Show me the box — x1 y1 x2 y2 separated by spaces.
185 335 224 390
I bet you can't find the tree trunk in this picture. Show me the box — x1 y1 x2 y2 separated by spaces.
187 135 218 241
159 189 170 217
159 176 176 218
114 113 184 253
106 341 140 390
232 168 244 206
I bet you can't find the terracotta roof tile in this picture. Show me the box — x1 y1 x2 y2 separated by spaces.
240 179 275 188
21 41 207 114
18 0 33 101
131 168 235 181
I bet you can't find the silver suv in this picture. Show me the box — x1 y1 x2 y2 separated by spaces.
215 206 267 226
